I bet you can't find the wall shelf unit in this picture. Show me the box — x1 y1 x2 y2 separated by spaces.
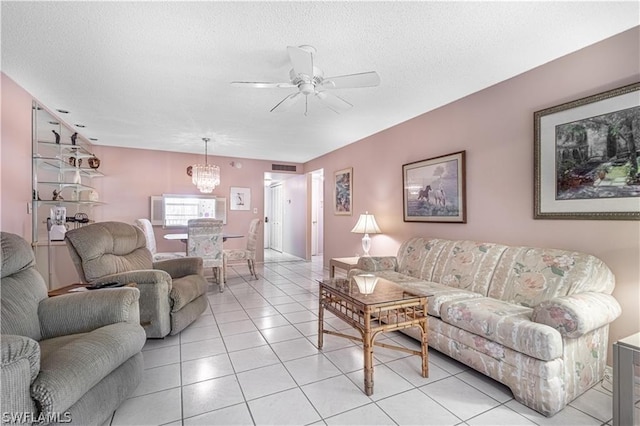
31 102 105 247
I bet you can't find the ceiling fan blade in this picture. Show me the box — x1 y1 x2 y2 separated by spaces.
316 91 352 113
321 71 380 89
287 46 314 79
270 92 303 113
231 81 296 89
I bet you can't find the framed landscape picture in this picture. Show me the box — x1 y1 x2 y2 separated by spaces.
534 82 640 220
334 167 353 215
403 151 466 223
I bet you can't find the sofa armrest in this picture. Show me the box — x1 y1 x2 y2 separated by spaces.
1 335 40 418
38 287 141 339
532 292 622 338
356 256 398 272
153 257 203 279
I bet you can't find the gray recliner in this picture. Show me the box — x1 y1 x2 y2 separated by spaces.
1 231 146 425
64 221 208 338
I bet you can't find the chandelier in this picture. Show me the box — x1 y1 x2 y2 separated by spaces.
191 137 220 193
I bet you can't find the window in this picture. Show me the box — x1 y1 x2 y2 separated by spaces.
150 194 227 227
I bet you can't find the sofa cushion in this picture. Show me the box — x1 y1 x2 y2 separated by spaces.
396 237 447 280
431 240 508 296
399 281 483 317
487 246 615 308
33 322 146 415
170 275 208 312
441 298 563 361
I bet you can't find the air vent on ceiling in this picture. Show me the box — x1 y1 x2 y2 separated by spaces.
272 164 297 172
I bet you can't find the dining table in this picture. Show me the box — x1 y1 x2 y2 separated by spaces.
163 233 243 243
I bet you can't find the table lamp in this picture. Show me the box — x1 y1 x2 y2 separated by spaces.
350 211 381 257
353 274 379 295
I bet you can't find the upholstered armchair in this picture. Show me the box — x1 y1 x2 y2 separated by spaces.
224 218 262 281
65 221 208 338
134 218 186 261
1 231 146 425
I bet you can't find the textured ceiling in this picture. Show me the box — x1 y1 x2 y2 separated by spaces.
2 2 638 163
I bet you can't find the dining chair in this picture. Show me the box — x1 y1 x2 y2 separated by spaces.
223 218 262 281
187 218 225 292
134 218 186 261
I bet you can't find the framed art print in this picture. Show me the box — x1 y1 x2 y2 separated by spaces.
230 187 251 211
534 82 639 220
403 151 466 223
334 167 353 215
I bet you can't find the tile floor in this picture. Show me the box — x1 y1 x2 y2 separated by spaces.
106 252 615 425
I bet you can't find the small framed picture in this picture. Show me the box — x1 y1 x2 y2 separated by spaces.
230 187 250 211
534 82 639 220
334 167 353 216
403 151 467 223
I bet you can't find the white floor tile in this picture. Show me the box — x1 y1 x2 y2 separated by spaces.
324 402 396 425
284 353 343 386
505 400 602 425
346 364 414 401
466 405 536 425
181 337 227 361
214 310 250 324
179 324 221 343
260 324 304 343
456 369 514 403
301 375 372 418
141 345 180 369
251 314 290 330
381 388 462 425
217 319 259 336
182 375 245 418
420 376 501 421
131 363 181 397
271 337 321 362
183 403 254 425
112 388 182 425
386 354 451 387
569 387 613 422
237 363 297 400
181 353 235 386
223 330 268 352
228 344 280 372
248 387 321 425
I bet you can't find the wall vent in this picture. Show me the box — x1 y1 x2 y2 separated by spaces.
272 164 297 172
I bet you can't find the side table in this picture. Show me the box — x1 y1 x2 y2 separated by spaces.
329 257 360 278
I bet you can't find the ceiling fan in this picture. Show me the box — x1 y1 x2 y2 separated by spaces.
231 45 380 115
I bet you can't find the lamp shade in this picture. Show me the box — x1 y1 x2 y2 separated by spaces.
350 212 381 234
353 274 379 295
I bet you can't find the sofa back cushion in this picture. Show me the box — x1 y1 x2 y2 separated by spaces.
1 232 47 340
65 222 153 283
396 237 448 280
488 246 615 307
432 240 508 296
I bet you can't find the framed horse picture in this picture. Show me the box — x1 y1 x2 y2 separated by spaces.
334 167 353 215
403 151 467 223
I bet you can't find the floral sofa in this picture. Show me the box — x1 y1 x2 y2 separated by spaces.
349 237 621 416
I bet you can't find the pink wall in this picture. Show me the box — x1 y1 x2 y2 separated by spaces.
1 74 34 237
305 27 640 357
1 72 302 285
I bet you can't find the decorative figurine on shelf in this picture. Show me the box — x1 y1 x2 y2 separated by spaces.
52 130 60 144
52 189 64 201
73 169 82 184
88 156 100 169
33 190 41 201
70 132 78 145
68 157 82 167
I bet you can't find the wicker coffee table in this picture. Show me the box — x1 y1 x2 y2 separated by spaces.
317 277 429 395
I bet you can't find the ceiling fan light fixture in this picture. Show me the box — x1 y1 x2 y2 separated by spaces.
191 137 220 193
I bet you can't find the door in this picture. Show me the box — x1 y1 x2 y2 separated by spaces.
270 183 283 252
311 171 323 256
